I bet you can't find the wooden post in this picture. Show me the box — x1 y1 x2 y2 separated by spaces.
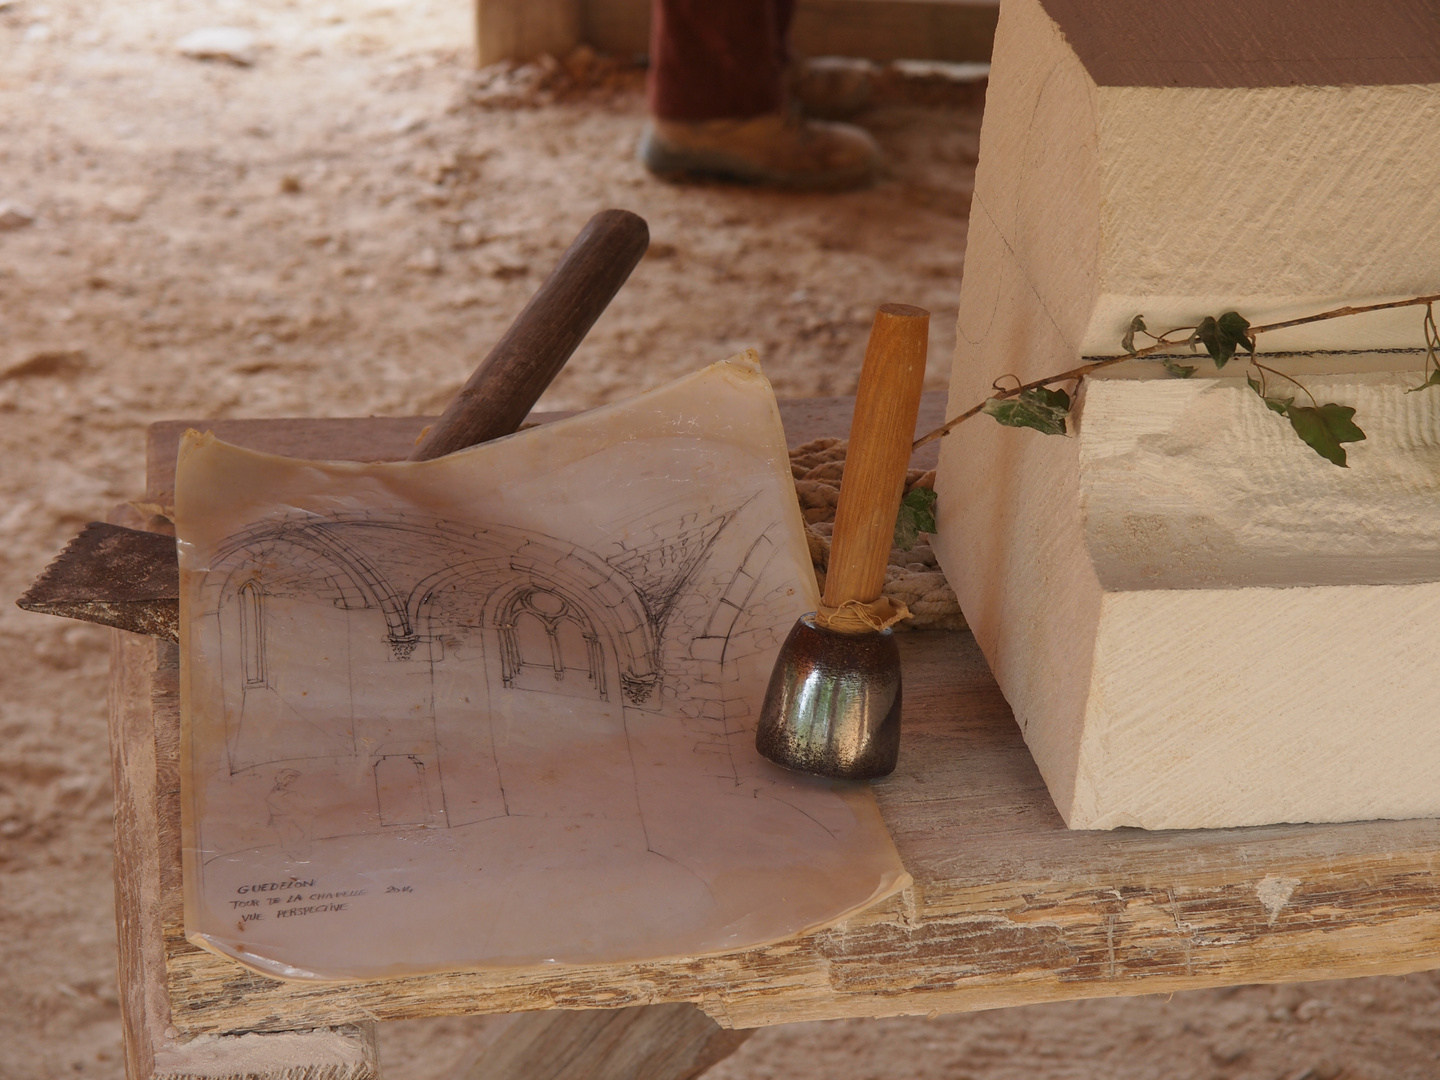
476 0 582 66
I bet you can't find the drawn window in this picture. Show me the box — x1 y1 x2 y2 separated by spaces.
238 581 266 687
514 611 553 668
498 587 606 700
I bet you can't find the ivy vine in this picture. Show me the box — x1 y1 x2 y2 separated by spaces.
913 293 1440 469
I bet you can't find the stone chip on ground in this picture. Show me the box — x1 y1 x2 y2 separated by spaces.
1 349 89 381
175 26 258 66
0 202 36 230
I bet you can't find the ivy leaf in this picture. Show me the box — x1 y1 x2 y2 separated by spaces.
1284 403 1366 468
1247 376 1292 416
893 487 938 551
1406 367 1440 394
1218 311 1254 353
1193 311 1254 369
1162 359 1196 378
1248 378 1362 465
982 386 1071 436
1122 315 1147 355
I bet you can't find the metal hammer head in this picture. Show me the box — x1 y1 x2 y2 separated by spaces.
755 614 901 780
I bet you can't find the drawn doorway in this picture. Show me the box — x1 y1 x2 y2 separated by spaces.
374 754 437 827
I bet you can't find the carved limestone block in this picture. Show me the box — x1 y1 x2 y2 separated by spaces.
932 0 1440 828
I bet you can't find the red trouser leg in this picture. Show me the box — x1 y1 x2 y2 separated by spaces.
647 0 797 122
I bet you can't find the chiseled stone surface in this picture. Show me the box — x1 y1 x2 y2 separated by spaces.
933 0 1440 828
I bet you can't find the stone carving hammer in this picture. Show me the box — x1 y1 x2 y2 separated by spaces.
756 303 930 779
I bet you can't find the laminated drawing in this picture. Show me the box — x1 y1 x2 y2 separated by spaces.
175 352 910 981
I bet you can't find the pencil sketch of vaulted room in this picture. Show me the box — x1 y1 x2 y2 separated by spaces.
192 507 794 860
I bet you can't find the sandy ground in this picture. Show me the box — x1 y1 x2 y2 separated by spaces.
2 0 1439 1077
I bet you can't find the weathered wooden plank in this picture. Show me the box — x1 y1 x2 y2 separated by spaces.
110 619 170 1078
111 408 1440 1039
135 630 1440 1035
465 1004 751 1080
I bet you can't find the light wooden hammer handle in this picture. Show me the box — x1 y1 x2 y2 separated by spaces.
822 303 930 609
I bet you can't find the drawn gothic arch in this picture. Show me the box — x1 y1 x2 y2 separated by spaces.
210 515 665 700
411 550 659 702
215 519 414 645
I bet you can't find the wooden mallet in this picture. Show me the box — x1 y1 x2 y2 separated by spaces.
755 303 930 780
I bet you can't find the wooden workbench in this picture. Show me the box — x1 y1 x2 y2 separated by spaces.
108 397 1440 1077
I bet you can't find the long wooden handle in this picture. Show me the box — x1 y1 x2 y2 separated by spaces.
409 208 650 461
822 303 930 608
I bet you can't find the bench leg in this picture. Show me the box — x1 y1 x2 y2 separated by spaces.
466 1004 753 1080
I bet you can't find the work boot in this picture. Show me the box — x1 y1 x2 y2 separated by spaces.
638 111 881 191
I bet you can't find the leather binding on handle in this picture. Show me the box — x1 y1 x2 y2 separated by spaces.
821 303 930 614
409 208 650 461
